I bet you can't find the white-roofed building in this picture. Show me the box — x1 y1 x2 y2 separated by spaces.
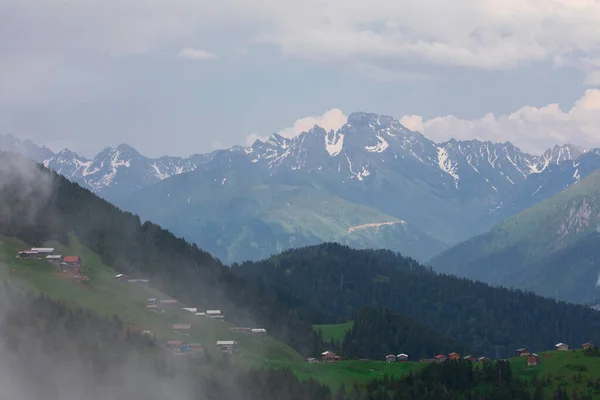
31 248 54 254
216 340 237 352
555 343 569 351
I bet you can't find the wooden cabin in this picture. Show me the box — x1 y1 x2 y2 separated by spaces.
516 348 530 357
555 343 569 351
527 353 539 366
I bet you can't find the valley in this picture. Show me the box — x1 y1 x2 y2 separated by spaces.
4 234 600 398
431 170 600 305
0 151 600 399
7 0 600 397
2 122 595 267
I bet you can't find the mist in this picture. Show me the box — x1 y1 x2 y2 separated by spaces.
0 151 320 400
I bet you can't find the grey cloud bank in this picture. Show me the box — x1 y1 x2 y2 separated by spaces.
0 0 599 157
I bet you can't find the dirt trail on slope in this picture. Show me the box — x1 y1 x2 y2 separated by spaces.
347 221 405 233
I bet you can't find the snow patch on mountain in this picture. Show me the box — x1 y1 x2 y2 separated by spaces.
356 166 371 181
437 145 459 188
365 135 389 153
0 119 589 206
325 131 344 156
150 162 170 180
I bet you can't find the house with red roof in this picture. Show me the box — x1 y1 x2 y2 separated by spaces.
61 256 81 270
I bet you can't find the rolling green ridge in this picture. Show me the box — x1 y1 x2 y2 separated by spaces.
0 236 426 390
510 349 600 399
234 243 600 358
6 150 600 398
120 167 446 264
0 151 319 355
430 170 600 304
0 235 302 366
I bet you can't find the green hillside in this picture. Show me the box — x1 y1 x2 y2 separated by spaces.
120 167 446 263
314 321 354 343
0 235 302 366
510 349 600 399
431 170 600 304
265 358 423 390
0 235 429 390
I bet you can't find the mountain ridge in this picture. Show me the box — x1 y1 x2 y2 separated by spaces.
430 169 600 305
2 114 585 202
2 112 596 263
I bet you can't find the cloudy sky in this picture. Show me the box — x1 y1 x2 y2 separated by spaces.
2 0 600 158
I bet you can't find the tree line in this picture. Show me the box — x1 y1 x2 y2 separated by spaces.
3 282 590 400
2 151 600 362
234 242 600 358
0 151 318 355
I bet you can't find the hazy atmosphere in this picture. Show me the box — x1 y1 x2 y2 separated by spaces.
2 0 600 156
3 1 600 400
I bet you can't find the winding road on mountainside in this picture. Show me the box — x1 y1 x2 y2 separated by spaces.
347 221 405 233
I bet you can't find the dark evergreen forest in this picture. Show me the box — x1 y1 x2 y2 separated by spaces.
2 151 600 362
235 243 600 358
339 308 470 360
359 359 591 400
0 151 318 354
1 282 588 400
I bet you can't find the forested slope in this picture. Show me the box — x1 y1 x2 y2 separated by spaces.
0 151 317 355
340 308 470 360
234 243 600 358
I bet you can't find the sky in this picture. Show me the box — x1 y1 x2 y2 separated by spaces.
2 0 600 158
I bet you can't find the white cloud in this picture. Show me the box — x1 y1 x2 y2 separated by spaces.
245 133 268 146
5 0 600 94
403 89 600 154
246 90 600 154
245 109 348 145
250 0 600 82
279 109 348 138
177 48 217 60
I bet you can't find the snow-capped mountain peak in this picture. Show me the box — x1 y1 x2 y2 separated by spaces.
0 117 588 205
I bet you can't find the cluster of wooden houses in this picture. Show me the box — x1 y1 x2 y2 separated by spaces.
164 339 237 355
18 247 89 281
18 248 82 271
514 342 592 366
385 353 409 363
146 297 179 312
18 246 253 360
419 353 489 364
308 342 596 366
165 340 204 355
193 309 225 320
229 327 267 334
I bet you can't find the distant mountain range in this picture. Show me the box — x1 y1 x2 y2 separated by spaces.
431 170 600 306
1 112 597 265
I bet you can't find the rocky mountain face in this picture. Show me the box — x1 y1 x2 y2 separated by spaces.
431 170 600 305
0 136 215 202
1 113 594 264
496 147 598 217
